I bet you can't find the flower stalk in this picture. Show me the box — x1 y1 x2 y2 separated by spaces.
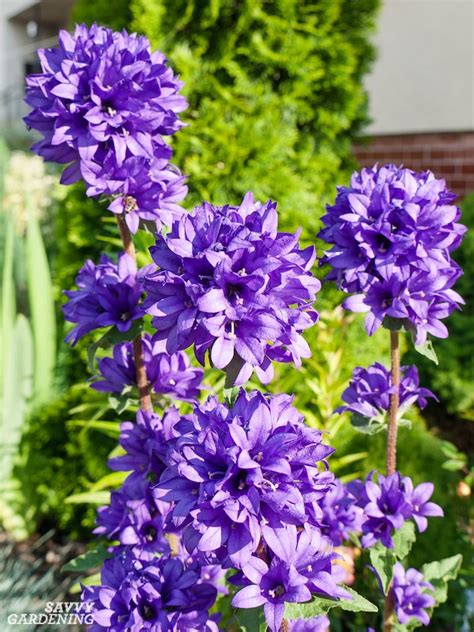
384 329 401 632
386 330 400 476
116 214 153 412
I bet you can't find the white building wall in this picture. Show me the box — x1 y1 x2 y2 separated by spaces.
0 1 37 123
365 0 474 135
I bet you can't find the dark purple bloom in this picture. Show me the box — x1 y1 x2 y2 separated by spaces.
233 556 311 632
319 164 466 344
25 24 187 232
232 525 348 632
95 474 170 561
62 253 150 345
109 408 182 480
320 480 364 546
82 153 187 233
144 192 320 385
337 362 437 423
92 334 203 402
392 562 435 626
348 472 443 548
82 549 217 631
155 390 334 568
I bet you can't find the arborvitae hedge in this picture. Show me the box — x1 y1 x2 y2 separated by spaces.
72 0 380 235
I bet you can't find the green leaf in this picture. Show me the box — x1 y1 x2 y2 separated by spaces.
90 471 127 491
442 458 467 472
383 316 405 332
108 391 136 414
0 314 34 481
234 607 266 632
63 544 111 572
392 521 416 560
285 587 378 618
414 339 438 365
369 545 397 595
87 322 143 372
350 413 386 435
223 386 240 406
69 572 101 594
26 209 56 404
421 555 462 604
67 419 121 438
65 491 110 505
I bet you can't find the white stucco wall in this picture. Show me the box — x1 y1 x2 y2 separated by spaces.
365 0 474 135
0 1 37 123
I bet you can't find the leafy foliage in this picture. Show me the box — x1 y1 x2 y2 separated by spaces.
284 587 377 618
72 0 380 238
13 386 117 540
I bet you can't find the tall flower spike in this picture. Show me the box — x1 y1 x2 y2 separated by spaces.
25 23 188 232
319 164 466 344
144 192 320 385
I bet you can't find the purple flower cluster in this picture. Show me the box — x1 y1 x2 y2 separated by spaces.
337 362 436 423
392 563 435 626
320 480 364 546
82 551 218 631
90 409 224 629
144 192 320 385
348 472 443 548
231 526 348 632
25 23 187 232
319 164 466 344
150 390 349 631
95 409 179 558
155 390 334 566
92 334 203 402
62 253 151 345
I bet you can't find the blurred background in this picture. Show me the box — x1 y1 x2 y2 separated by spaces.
0 1 472 630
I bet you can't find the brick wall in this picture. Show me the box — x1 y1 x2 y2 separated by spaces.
353 132 474 198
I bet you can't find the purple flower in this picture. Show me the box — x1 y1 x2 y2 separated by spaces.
25 24 187 232
62 253 150 345
348 472 443 548
92 334 203 402
144 192 320 385
289 616 330 631
232 525 348 632
95 474 170 561
320 480 364 546
392 562 435 626
233 556 311 632
109 408 182 480
82 549 217 631
154 390 334 568
82 153 187 233
319 164 466 344
337 362 437 423
401 479 444 532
